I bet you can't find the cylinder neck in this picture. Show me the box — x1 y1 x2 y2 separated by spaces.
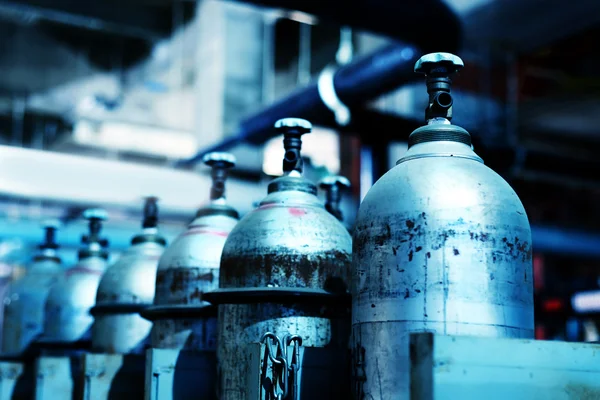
210 167 228 201
142 197 159 229
80 212 109 260
282 129 306 175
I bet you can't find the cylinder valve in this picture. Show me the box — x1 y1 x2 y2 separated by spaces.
319 175 351 222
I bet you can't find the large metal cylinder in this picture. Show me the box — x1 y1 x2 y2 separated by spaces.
43 209 110 344
214 118 352 400
351 53 534 399
2 222 63 354
91 198 166 354
144 153 239 350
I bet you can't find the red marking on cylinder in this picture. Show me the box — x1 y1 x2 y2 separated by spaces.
65 267 103 277
182 228 228 238
288 207 307 217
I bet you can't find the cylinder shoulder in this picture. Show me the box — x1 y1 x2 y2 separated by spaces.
359 155 529 225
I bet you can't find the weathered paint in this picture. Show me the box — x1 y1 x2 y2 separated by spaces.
218 183 352 400
352 139 534 400
410 333 600 400
151 317 217 350
150 213 237 350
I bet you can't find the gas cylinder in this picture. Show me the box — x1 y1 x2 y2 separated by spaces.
2 221 63 354
43 209 110 343
143 152 238 350
91 198 166 354
319 175 351 222
351 53 533 399
212 118 352 400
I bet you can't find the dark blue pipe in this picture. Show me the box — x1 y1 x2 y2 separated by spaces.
531 226 600 257
175 42 422 167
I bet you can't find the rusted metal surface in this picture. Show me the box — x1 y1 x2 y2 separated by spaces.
150 317 217 351
353 125 533 399
410 333 600 400
352 54 533 400
150 213 237 350
92 240 164 354
217 182 352 400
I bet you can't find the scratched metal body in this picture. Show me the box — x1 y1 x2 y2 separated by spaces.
352 136 534 399
2 258 62 354
44 256 108 342
218 179 352 400
93 241 165 354
151 211 238 349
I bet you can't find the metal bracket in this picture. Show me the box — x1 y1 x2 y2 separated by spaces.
203 287 350 306
0 361 23 399
247 342 304 400
145 348 217 400
35 356 77 400
140 304 217 321
318 66 351 126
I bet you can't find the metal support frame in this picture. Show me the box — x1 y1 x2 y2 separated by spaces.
145 348 217 400
410 333 600 400
247 342 350 400
81 353 145 400
34 355 80 400
0 361 23 400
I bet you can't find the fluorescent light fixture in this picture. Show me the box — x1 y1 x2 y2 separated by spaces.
73 120 198 159
286 11 318 25
0 145 266 216
262 125 340 176
572 290 600 314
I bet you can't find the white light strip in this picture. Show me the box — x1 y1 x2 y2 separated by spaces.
0 145 265 216
572 290 600 313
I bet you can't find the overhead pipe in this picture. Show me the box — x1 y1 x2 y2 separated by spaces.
178 42 421 166
530 226 600 258
178 0 461 167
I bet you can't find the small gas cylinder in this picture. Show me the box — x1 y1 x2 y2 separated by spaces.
43 209 110 343
212 118 352 400
91 198 166 354
319 175 351 222
2 221 63 354
143 152 239 350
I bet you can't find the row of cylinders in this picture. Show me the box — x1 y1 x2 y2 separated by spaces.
1 53 534 400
